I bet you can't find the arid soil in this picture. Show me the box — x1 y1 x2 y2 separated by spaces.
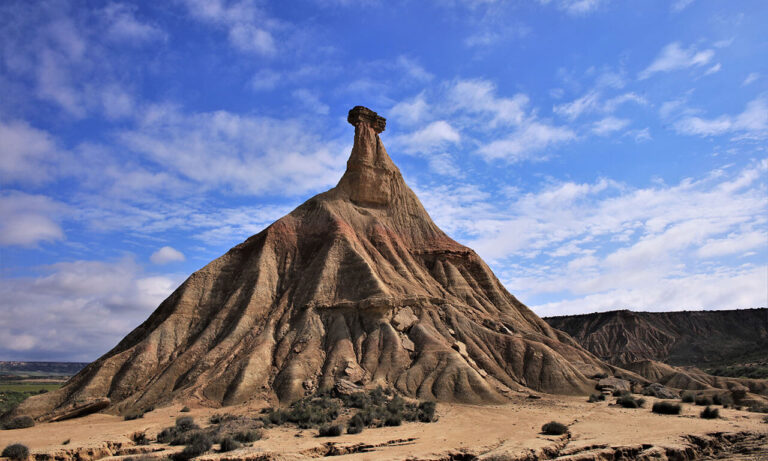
1 395 766 460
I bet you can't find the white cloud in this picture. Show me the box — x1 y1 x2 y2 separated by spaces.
0 119 60 185
0 192 66 247
592 116 630 136
417 162 767 316
0 258 181 361
703 62 721 76
674 96 768 138
394 121 460 153
447 79 529 127
101 2 165 43
639 42 715 80
150 246 186 264
537 0 606 15
671 0 695 12
177 0 276 55
292 88 329 115
389 93 430 126
119 105 348 196
742 73 759 86
477 121 576 162
553 90 601 120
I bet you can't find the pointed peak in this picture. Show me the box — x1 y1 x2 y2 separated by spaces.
336 106 400 206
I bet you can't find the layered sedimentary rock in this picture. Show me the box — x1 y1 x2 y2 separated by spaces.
10 106 608 421
545 308 768 367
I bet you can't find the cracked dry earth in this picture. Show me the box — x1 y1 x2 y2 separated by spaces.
1 395 766 461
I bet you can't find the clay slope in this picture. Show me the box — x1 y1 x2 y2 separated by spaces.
545 308 768 367
10 107 607 422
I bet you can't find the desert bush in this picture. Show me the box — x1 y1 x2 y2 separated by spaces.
219 436 241 452
652 401 682 415
124 411 144 421
2 444 29 460
541 421 568 435
695 395 714 406
588 393 606 403
700 406 719 419
748 405 768 413
175 416 198 432
318 424 343 437
591 373 609 379
681 392 695 403
617 395 645 408
763 415 768 423
612 389 628 397
384 414 402 426
347 413 365 434
2 416 34 430
62 439 70 445
172 432 212 461
131 431 150 445
712 394 732 406
157 417 201 444
418 401 437 422
180 406 190 413
233 429 263 443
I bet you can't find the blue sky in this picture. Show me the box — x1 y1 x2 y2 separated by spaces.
0 0 766 361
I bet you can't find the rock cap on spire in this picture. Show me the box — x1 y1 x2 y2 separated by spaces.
348 106 386 133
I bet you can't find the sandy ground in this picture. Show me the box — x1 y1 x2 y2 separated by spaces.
1 395 766 460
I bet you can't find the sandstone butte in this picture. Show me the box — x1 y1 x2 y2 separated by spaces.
11 106 615 423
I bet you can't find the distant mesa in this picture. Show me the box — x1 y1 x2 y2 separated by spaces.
0 106 625 421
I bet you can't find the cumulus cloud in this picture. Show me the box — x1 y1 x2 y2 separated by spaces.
177 0 276 55
150 246 186 264
477 121 576 162
0 258 181 361
101 2 165 43
416 162 767 316
119 105 348 196
639 42 715 80
0 119 60 185
674 96 768 139
0 192 66 247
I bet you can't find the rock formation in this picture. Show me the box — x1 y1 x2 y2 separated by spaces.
544 308 768 367
9 106 609 421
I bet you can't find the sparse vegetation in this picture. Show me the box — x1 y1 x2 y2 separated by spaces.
652 401 682 415
616 395 645 409
62 439 70 445
588 393 605 403
541 421 568 435
172 432 212 461
157 416 201 445
218 436 241 452
233 429 263 443
123 411 145 421
131 431 150 445
180 406 190 413
261 387 437 434
1 444 29 460
318 424 343 437
2 416 35 430
748 405 768 414
695 395 713 406
700 406 719 419
705 364 768 380
681 392 695 403
712 394 732 406
590 373 608 379
612 389 628 397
